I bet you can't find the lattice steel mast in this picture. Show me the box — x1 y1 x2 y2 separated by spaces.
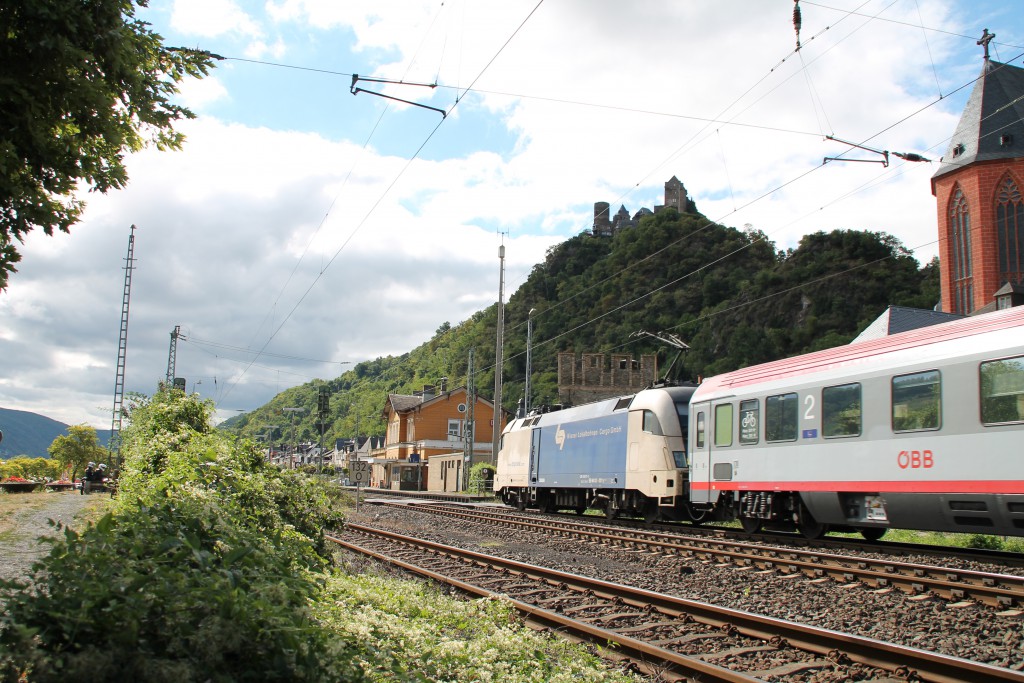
109 225 137 465
166 325 181 387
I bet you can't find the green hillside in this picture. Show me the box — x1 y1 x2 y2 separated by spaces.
0 407 113 459
222 208 938 444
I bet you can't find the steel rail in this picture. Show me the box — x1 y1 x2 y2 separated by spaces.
328 530 760 682
400 502 1024 607
333 523 1024 683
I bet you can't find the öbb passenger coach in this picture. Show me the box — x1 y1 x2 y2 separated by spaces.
494 306 1024 539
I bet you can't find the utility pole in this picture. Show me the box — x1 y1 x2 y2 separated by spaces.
463 349 475 491
317 386 330 474
525 308 536 415
263 425 279 464
353 407 360 457
491 244 505 465
109 224 137 467
283 407 304 469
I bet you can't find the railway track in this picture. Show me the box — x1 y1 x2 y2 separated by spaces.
330 523 1023 682
393 501 1024 609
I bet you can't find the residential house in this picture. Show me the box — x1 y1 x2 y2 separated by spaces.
376 382 507 492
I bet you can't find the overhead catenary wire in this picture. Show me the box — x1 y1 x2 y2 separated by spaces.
491 50 1024 381
207 9 1015 405
219 0 547 404
913 0 944 98
496 33 1022 336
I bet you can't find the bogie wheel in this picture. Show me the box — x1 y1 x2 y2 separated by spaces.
797 509 827 540
740 516 762 535
644 502 661 525
538 496 552 514
859 527 887 541
605 501 619 520
686 505 707 526
574 505 587 516
516 495 527 512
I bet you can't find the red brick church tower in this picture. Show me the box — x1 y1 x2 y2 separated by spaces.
930 31 1024 315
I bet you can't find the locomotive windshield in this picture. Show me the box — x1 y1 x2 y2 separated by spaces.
674 400 689 468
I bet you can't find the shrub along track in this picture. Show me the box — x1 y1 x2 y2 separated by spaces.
331 523 1021 682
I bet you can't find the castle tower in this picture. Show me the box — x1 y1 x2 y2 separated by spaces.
930 40 1024 314
664 175 690 213
593 201 611 236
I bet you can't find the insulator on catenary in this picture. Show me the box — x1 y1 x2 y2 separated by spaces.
793 0 802 51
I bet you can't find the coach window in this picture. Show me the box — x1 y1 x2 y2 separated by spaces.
714 403 733 447
642 409 664 435
980 356 1024 424
892 370 941 431
823 383 862 437
739 399 759 444
695 412 706 448
765 392 798 442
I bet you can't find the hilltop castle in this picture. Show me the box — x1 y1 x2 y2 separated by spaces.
591 176 697 237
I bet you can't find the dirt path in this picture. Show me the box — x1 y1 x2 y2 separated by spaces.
0 491 112 582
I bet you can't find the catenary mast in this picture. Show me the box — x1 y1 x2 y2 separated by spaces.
109 225 137 466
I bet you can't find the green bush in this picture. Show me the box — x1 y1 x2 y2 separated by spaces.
0 390 364 683
0 501 363 682
0 389 636 682
115 393 346 564
467 462 496 495
966 533 1004 550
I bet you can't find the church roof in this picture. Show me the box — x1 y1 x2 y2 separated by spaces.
851 306 962 343
932 59 1024 181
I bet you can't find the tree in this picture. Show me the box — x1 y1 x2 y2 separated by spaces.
48 425 106 482
0 0 216 290
0 457 62 481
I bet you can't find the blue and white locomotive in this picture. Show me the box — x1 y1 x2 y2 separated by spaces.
496 305 1024 538
495 384 698 522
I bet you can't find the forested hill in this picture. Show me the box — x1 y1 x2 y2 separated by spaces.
0 408 112 459
222 208 938 444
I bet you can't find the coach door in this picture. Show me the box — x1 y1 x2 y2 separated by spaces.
689 402 711 503
528 428 542 486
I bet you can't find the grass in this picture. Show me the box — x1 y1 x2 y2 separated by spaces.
321 570 642 682
834 527 1024 552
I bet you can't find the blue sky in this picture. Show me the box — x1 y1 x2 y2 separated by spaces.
1 0 1022 430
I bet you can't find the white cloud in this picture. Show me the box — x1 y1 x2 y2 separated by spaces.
170 0 263 39
175 75 230 110
2 0 1015 432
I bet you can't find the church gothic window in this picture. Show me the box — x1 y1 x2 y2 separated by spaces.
996 175 1024 286
949 187 973 314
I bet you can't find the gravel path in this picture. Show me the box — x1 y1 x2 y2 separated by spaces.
0 492 108 583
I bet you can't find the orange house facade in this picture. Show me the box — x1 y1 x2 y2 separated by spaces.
374 385 507 492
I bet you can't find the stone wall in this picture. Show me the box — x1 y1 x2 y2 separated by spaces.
557 352 658 405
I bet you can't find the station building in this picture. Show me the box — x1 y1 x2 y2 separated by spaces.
369 381 508 493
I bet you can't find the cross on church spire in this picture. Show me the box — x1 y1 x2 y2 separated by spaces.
978 28 995 61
